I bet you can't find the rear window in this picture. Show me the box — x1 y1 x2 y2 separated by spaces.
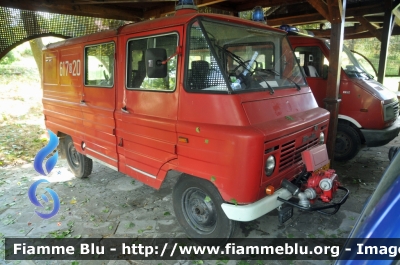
84 42 115 87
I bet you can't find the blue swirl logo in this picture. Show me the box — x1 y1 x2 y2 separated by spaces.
33 129 59 176
30 129 60 219
28 179 60 219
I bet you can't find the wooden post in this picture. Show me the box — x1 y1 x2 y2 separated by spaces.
324 0 346 165
377 0 394 84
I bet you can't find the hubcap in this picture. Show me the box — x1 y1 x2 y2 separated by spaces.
335 132 351 155
68 143 80 168
182 188 217 234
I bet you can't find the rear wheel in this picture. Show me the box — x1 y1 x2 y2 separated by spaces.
65 136 92 178
334 123 361 161
172 175 237 244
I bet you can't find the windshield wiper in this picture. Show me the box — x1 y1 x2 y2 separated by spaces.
214 44 248 71
250 68 275 95
346 70 373 80
259 77 275 95
261 69 301 91
286 76 302 91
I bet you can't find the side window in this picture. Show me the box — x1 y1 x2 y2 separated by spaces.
127 33 178 91
294 46 328 78
84 42 115 87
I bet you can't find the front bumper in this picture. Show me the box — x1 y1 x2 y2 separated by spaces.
221 186 349 222
221 188 292 222
361 117 400 147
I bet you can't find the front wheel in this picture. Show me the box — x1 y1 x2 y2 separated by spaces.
64 136 93 178
334 123 361 161
172 175 237 244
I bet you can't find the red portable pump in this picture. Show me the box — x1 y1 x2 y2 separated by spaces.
305 169 340 203
279 144 347 214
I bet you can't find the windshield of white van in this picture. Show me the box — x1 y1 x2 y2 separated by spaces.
326 41 373 80
185 18 307 93
341 45 374 79
342 45 374 79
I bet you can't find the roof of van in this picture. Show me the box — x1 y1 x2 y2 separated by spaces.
45 10 285 50
287 34 330 44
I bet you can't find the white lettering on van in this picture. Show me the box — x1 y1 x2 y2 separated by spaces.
60 60 81 77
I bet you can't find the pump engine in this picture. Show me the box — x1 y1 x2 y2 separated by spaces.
280 145 347 211
304 169 340 202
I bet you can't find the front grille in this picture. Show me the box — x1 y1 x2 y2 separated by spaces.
384 101 399 122
279 137 319 172
393 103 399 118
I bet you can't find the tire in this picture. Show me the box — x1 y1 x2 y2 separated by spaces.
334 123 361 161
64 136 93 178
172 175 237 244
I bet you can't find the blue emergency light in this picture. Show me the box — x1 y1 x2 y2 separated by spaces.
279 24 315 37
252 6 265 22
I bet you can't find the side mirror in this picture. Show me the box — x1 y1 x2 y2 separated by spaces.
145 48 167 78
322 65 328 79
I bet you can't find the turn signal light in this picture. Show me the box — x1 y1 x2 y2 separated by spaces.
266 185 275 195
178 136 188 143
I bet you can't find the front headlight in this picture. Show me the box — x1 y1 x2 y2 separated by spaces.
265 155 275 176
383 101 399 122
319 132 325 144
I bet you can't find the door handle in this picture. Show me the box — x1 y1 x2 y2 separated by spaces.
121 107 129 114
80 100 87 106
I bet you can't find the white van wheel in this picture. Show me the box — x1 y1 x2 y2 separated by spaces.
334 123 361 161
65 136 93 178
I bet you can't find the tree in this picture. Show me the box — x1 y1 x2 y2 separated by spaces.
21 10 44 81
29 38 44 80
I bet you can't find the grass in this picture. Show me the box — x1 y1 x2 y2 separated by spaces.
0 123 47 166
0 57 47 167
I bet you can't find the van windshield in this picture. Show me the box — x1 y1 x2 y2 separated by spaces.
185 18 307 93
341 45 374 79
325 41 373 80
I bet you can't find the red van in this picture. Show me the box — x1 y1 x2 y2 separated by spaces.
42 3 347 242
287 34 400 161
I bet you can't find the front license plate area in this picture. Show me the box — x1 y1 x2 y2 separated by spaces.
278 204 293 224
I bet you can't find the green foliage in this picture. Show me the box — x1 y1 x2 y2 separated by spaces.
141 58 177 90
0 51 18 65
20 47 33 56
345 36 400 76
239 11 252 20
